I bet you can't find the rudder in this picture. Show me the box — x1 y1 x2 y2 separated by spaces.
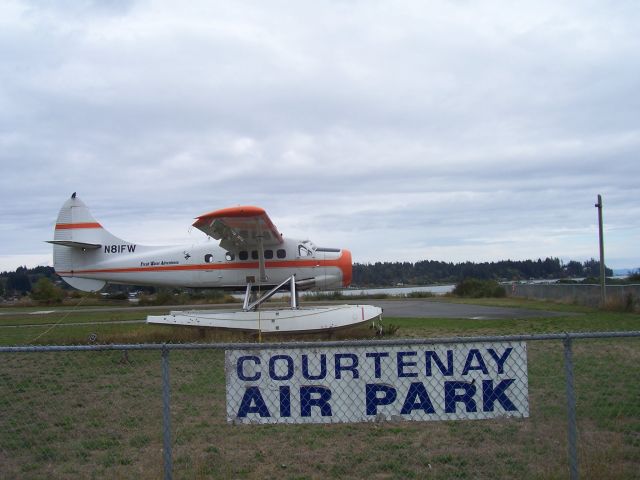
50 193 128 292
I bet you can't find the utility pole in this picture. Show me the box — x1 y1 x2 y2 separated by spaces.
595 194 606 307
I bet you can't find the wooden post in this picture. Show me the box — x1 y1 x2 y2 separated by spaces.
595 194 606 307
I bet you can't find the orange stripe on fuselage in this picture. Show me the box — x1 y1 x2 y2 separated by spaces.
57 254 353 283
55 222 102 230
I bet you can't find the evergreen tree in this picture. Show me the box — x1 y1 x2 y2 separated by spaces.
6 269 31 294
31 277 64 304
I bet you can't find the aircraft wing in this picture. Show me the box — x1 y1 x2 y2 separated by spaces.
192 206 284 251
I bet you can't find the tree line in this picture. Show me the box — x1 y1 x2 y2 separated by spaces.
0 266 57 297
352 257 613 287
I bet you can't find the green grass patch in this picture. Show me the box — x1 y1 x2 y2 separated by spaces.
384 310 639 338
431 295 598 313
0 309 164 326
1 297 638 347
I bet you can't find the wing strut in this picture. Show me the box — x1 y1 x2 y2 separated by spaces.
256 220 267 283
243 275 298 312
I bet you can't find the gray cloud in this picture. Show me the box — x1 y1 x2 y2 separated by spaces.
1 0 638 271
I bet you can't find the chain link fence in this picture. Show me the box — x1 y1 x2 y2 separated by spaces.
508 283 640 310
1 332 639 479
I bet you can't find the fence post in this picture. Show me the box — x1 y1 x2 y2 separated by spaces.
161 345 173 480
563 335 579 480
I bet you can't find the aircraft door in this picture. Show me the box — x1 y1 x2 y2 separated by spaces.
222 250 240 286
199 249 225 287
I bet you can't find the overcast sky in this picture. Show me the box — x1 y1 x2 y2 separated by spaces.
1 0 639 273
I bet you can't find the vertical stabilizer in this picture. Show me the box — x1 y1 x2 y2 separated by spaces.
51 194 128 292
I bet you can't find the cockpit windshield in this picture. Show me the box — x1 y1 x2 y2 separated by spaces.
298 240 316 257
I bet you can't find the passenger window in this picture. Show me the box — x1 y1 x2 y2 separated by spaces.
277 249 286 259
264 249 273 259
225 252 235 261
251 250 259 260
239 251 248 261
204 254 213 263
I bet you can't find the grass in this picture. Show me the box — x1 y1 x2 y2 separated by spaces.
1 296 637 346
0 299 638 478
384 311 640 338
425 295 597 313
0 309 156 328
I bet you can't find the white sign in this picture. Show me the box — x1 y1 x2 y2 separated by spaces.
225 342 529 424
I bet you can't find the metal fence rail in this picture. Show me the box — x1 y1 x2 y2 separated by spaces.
1 331 639 479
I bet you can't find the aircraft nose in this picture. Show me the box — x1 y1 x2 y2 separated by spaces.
339 249 352 287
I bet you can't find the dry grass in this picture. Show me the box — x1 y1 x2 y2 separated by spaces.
1 302 638 478
1 337 639 479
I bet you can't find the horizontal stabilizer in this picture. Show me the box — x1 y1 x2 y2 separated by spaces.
61 277 106 292
46 240 102 250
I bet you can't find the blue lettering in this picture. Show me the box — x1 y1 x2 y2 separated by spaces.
401 382 436 414
237 355 261 381
482 379 517 412
425 350 453 376
462 349 489 375
365 352 389 378
397 351 418 378
269 355 294 381
302 354 327 380
335 353 359 379
237 386 270 417
300 386 332 417
487 348 513 374
444 381 477 413
279 386 291 417
365 384 397 415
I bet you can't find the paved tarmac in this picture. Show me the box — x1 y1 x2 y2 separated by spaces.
364 299 571 319
0 298 571 324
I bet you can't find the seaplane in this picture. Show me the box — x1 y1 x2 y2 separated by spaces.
48 193 382 334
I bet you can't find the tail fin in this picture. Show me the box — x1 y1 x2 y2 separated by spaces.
49 193 128 292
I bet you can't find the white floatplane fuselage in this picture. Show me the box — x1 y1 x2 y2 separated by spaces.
50 196 351 293
55 238 351 291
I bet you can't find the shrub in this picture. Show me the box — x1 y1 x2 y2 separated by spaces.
137 290 174 306
453 278 506 298
604 293 638 313
30 277 65 305
627 270 640 282
406 291 435 298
